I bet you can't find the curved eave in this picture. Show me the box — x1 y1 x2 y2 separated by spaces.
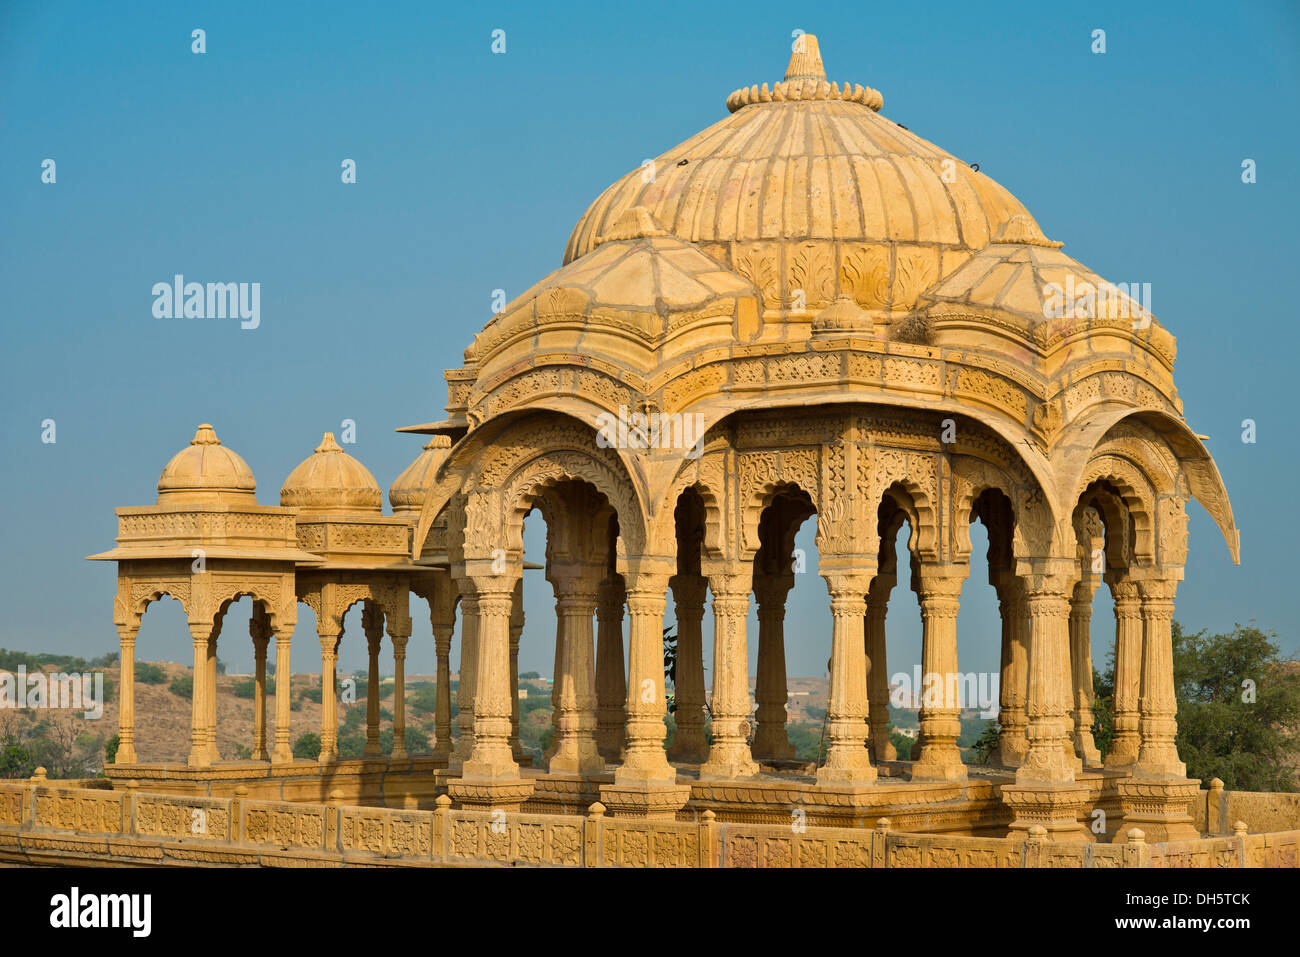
1050 405 1239 565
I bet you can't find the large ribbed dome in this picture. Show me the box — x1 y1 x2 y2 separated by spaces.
564 35 1037 325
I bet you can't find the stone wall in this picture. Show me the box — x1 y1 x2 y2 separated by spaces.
1 781 1297 868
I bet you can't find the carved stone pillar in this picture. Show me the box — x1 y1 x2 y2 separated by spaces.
115 623 139 764
205 625 220 762
449 573 533 810
594 575 627 762
1114 577 1198 842
1135 579 1185 778
450 585 479 768
992 575 1029 767
1105 579 1142 767
1069 581 1102 767
752 573 795 762
391 630 409 761
187 622 211 768
317 625 341 762
818 572 876 786
1003 573 1091 841
1018 580 1077 784
864 573 896 762
601 563 689 819
700 564 758 780
547 567 603 774
272 626 293 764
911 565 967 781
666 573 708 764
508 578 525 762
362 602 383 758
250 608 270 762
432 621 454 761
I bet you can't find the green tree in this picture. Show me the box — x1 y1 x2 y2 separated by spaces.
104 734 120 766
292 732 322 760
1172 622 1300 792
971 720 1000 764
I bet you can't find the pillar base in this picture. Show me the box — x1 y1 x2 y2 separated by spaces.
667 733 708 765
1075 734 1103 769
1002 782 1093 842
598 782 692 821
817 751 877 787
547 743 605 776
698 748 760 782
1113 778 1201 843
447 778 536 813
1103 749 1138 769
910 756 967 782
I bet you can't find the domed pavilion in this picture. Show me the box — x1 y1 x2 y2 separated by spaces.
92 35 1238 841
401 34 1238 836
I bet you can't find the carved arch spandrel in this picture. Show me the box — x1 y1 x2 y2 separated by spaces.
470 447 646 562
410 410 652 563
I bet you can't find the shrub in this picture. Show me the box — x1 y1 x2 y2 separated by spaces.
169 674 193 699
104 734 120 766
135 662 167 685
292 732 321 759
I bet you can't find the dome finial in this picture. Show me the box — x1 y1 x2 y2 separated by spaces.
190 423 221 446
726 36 882 113
786 34 826 82
315 432 344 454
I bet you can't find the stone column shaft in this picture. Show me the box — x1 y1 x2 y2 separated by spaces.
272 629 293 764
700 568 758 780
433 625 454 760
251 628 269 762
1136 579 1185 778
864 574 896 762
594 576 627 763
391 633 409 760
318 629 341 761
912 569 967 782
115 625 138 764
363 609 383 757
615 575 677 783
187 624 210 768
752 574 795 762
461 577 522 782
547 571 603 775
451 587 479 767
818 573 876 786
1069 583 1102 767
206 633 219 762
1016 583 1078 785
1106 580 1142 767
508 579 524 761
994 578 1029 767
667 574 708 764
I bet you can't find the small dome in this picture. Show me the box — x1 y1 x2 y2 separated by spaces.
811 294 874 337
389 436 452 514
280 432 382 514
157 424 257 505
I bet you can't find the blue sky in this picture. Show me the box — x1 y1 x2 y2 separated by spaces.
1 0 1297 684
